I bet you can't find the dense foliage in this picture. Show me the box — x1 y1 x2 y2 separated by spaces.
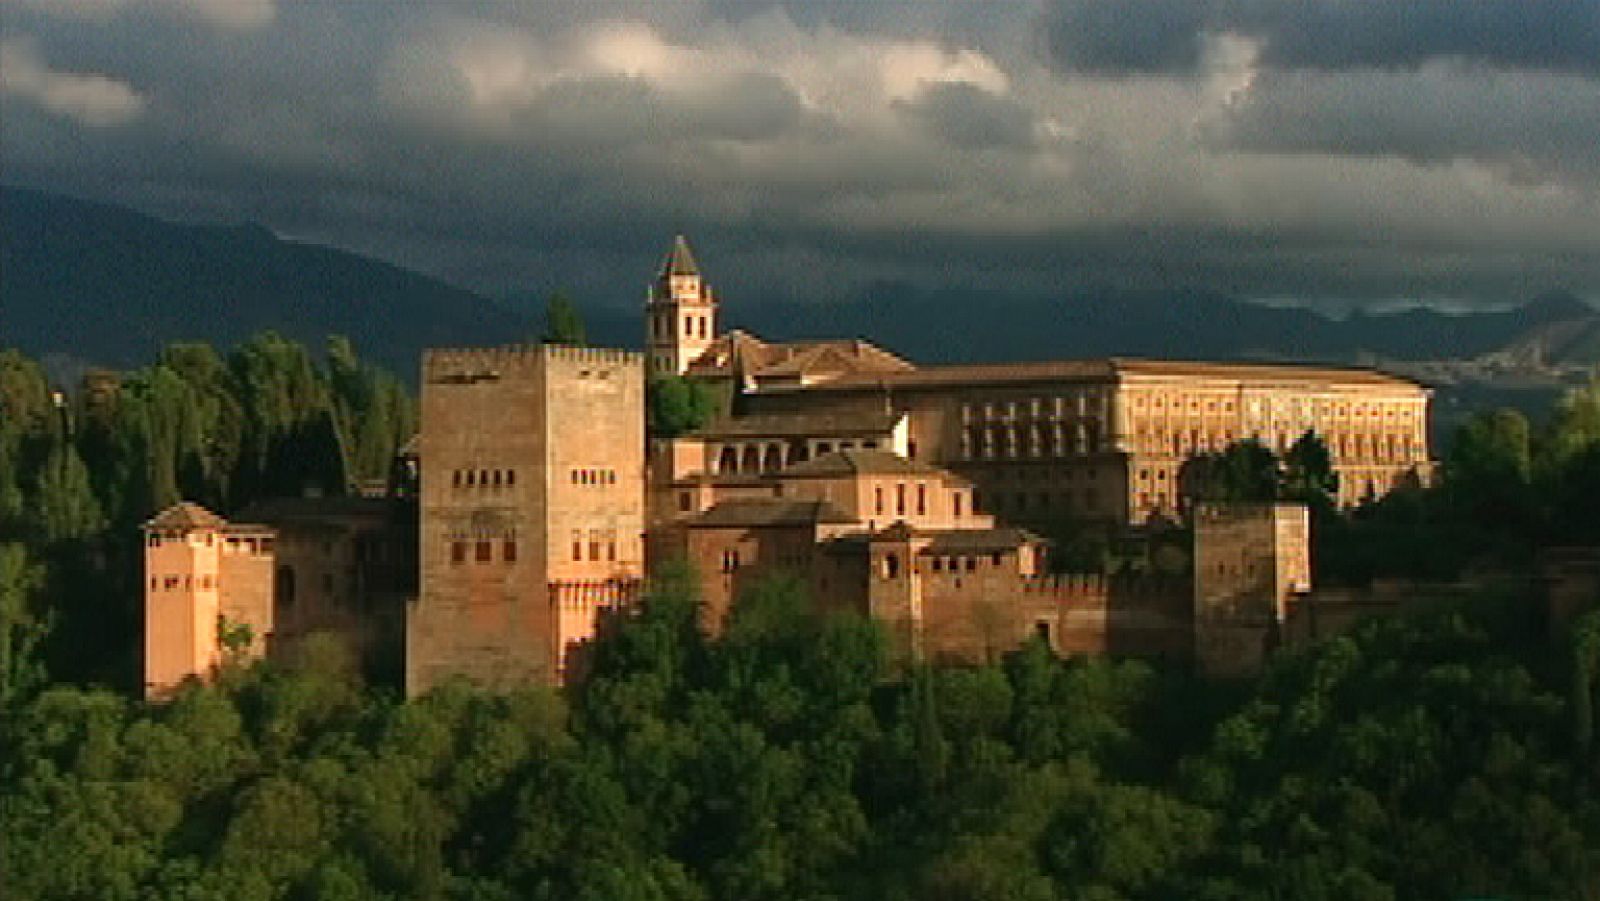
541 292 588 346
2 572 1596 900
0 336 414 690
1322 377 1600 583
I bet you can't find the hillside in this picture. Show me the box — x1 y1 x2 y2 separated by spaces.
0 187 531 378
715 282 1599 368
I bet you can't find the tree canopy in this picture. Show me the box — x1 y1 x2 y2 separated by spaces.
540 291 587 346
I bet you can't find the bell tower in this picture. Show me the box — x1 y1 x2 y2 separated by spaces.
646 235 717 376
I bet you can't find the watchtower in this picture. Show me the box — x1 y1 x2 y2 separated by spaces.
409 344 645 695
142 502 275 699
645 235 717 376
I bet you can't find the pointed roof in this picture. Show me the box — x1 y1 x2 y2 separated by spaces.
144 501 227 532
658 235 699 278
780 449 945 479
683 331 915 382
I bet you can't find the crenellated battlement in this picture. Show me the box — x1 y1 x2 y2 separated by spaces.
542 344 644 367
913 567 1189 610
423 344 643 383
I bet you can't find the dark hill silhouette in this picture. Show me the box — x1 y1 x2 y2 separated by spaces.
708 282 1597 367
1 186 530 377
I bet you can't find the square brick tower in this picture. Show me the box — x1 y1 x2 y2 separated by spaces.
143 502 275 699
1192 502 1311 677
408 345 645 696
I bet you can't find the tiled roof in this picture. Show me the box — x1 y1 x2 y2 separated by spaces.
688 498 856 528
685 330 914 380
1112 358 1424 388
659 235 699 278
770 357 1423 392
780 449 943 478
919 527 1046 554
144 501 227 531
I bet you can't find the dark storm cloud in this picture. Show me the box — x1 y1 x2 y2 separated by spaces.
1 0 1597 313
1041 0 1210 76
1040 0 1600 76
893 82 1036 150
1245 0 1600 75
1202 67 1600 185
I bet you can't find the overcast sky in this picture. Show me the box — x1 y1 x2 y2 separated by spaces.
3 0 1598 313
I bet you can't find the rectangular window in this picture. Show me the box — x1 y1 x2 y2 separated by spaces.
679 492 692 512
503 540 517 563
874 486 884 515
896 483 906 516
572 532 583 561
589 533 601 561
953 492 963 517
916 484 926 515
451 541 466 564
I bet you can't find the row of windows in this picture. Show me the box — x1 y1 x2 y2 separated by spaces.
149 574 216 591
452 468 516 489
1133 428 1421 462
450 540 518 564
572 468 618 486
650 311 711 342
146 534 273 554
870 482 961 518
879 550 1010 579
572 530 619 563
961 395 1105 424
960 424 1103 460
1132 394 1418 421
927 553 1007 573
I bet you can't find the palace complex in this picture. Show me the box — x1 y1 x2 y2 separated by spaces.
143 236 1439 698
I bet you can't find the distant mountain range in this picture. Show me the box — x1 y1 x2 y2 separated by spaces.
706 283 1599 372
1 186 531 379
5 187 1596 392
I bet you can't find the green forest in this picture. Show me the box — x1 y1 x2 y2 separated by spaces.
2 335 1599 900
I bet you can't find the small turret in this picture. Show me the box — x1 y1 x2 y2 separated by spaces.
645 235 718 376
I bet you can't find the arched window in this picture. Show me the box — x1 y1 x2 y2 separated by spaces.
718 446 739 474
762 445 782 471
741 445 761 472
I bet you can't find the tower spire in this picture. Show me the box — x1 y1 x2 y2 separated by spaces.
645 235 717 376
659 234 700 279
